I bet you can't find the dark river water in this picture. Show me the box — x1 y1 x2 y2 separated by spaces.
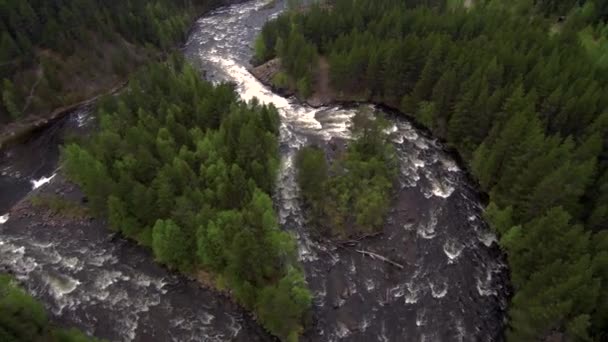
0 0 509 341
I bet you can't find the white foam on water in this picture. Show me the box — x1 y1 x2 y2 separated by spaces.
61 256 81 270
431 181 455 198
44 273 80 298
87 253 115 267
401 127 419 141
379 322 390 342
95 270 127 290
405 282 421 304
365 278 376 292
478 230 498 247
0 241 39 275
443 240 464 263
30 240 53 248
228 315 242 338
430 281 448 298
335 321 351 339
417 211 438 239
316 107 357 139
314 279 327 307
200 312 215 325
403 222 415 231
441 157 460 172
455 318 466 342
74 109 92 127
31 173 56 189
390 283 405 299
134 273 167 291
0 214 8 224
359 317 372 332
423 171 456 199
476 268 497 297
206 55 291 107
416 309 426 326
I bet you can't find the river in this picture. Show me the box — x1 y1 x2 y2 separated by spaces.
0 0 509 341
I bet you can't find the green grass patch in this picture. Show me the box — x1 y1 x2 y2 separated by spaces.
30 195 89 219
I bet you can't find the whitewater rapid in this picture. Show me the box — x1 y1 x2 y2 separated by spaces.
0 0 509 340
185 0 509 340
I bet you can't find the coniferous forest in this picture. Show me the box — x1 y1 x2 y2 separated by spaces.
0 275 99 342
2 0 608 341
62 55 311 341
0 0 221 125
255 0 608 340
297 110 398 237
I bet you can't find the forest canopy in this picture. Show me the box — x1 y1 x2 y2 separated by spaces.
0 274 99 342
256 0 608 340
62 56 311 341
297 109 397 237
0 0 222 125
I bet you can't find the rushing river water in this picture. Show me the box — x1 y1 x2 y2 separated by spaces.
0 0 509 341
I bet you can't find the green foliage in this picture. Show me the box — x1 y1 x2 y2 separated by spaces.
579 25 608 69
62 59 310 341
2 79 21 119
297 109 397 237
30 195 89 219
253 35 269 65
296 76 312 98
257 268 312 341
152 219 193 272
272 71 290 89
296 146 327 217
259 0 608 339
0 0 221 124
0 275 99 342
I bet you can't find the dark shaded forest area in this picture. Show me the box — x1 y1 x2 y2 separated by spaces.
0 0 221 125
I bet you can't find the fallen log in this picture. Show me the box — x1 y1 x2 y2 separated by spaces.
354 249 404 269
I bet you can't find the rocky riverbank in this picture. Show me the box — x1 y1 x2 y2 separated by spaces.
1 172 275 341
250 58 338 108
0 82 124 151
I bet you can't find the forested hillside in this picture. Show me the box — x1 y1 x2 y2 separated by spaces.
62 56 311 341
0 0 221 126
0 274 99 342
256 0 608 340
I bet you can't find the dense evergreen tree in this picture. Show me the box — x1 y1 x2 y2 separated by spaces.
297 110 397 237
0 0 223 125
63 58 310 341
258 0 608 339
0 275 99 342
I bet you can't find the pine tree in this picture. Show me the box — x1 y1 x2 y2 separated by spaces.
2 79 21 119
0 32 19 62
152 219 192 270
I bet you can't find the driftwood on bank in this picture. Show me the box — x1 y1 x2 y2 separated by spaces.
335 231 383 247
354 249 404 269
330 232 404 269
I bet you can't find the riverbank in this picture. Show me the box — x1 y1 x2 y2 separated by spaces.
1 171 275 341
251 57 489 202
0 82 125 151
248 56 508 341
0 0 254 153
